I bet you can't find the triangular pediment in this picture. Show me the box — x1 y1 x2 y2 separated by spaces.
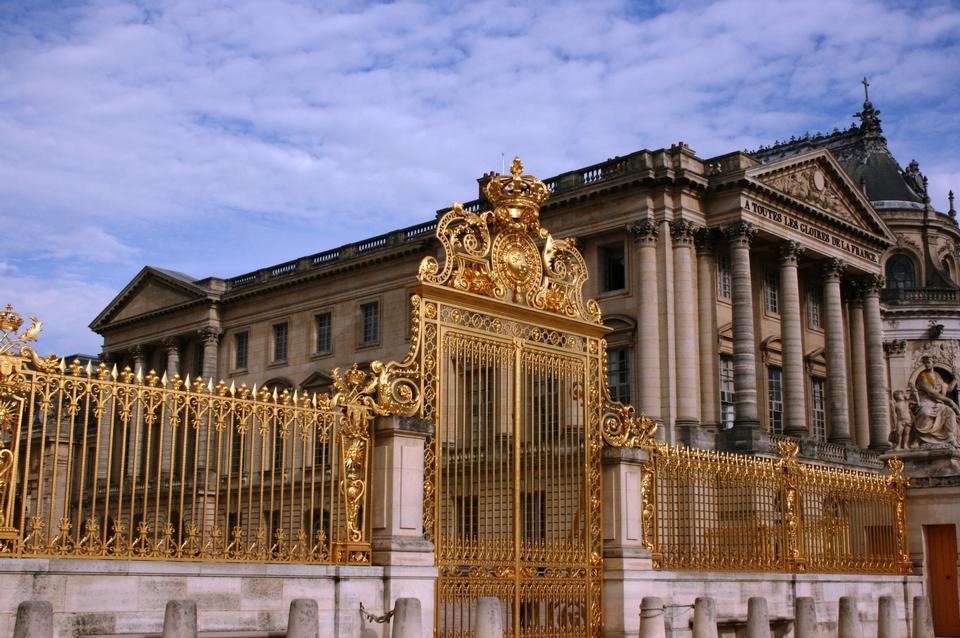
748 150 896 242
90 267 213 331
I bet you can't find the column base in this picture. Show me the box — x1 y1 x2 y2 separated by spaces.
676 421 716 449
718 424 769 453
784 427 809 438
371 536 435 567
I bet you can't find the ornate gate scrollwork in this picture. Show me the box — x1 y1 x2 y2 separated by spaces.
407 158 656 638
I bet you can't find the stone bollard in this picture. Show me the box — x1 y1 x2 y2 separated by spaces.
912 596 934 638
693 597 718 638
794 597 817 638
639 597 666 638
476 597 503 638
392 598 422 638
877 596 896 638
838 597 862 638
287 599 319 638
746 597 770 638
13 601 53 638
162 600 197 638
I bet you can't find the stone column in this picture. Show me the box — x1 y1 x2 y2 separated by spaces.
847 287 870 448
629 219 662 422
198 327 221 382
671 219 700 432
160 337 181 474
822 258 851 443
695 230 720 430
127 345 147 478
863 275 891 450
372 415 438 638
779 241 807 437
163 336 181 379
131 344 146 377
725 222 759 429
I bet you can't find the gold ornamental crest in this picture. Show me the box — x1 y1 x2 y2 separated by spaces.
418 157 602 323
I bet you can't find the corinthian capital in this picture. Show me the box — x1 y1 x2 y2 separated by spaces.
724 221 757 247
693 227 719 254
670 218 699 245
161 336 181 352
778 240 805 266
861 273 885 294
627 218 659 245
821 257 846 281
198 327 222 345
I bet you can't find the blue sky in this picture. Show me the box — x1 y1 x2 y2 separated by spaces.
1 0 959 355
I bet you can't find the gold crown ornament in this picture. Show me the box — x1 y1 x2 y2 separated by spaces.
0 305 24 335
483 156 551 236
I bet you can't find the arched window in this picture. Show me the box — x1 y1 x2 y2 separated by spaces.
941 258 955 284
885 255 916 289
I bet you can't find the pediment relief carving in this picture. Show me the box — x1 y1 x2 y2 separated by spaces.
757 165 863 226
111 281 201 322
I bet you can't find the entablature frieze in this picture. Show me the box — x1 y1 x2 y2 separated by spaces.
702 195 889 274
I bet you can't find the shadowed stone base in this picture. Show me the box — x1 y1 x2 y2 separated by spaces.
718 425 769 453
677 423 717 449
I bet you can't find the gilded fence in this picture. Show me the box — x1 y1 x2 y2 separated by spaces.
0 306 379 564
641 440 911 574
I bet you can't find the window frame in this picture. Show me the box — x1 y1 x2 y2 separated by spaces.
233 331 249 371
606 347 631 404
885 254 917 290
764 270 780 315
599 242 627 293
271 321 289 363
810 377 827 441
314 311 333 356
807 286 822 330
717 253 732 301
767 366 783 434
719 354 735 429
358 299 381 348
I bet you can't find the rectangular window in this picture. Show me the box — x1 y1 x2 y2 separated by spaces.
273 322 288 362
194 346 204 378
811 378 826 441
601 244 626 292
607 348 630 404
315 312 332 354
234 332 248 370
765 270 779 314
718 254 732 300
360 301 379 346
470 366 496 448
768 366 783 434
720 355 735 429
807 287 822 329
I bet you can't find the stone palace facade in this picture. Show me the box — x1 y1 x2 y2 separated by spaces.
91 93 960 633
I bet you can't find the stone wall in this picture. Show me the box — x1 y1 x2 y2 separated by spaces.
603 568 923 638
0 558 435 638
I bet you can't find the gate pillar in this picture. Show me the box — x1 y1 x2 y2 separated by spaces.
602 446 653 638
372 415 437 636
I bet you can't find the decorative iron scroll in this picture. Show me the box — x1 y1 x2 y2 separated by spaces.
0 304 412 565
643 438 912 575
419 157 602 324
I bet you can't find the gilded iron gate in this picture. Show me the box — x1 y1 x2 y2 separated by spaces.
379 158 657 638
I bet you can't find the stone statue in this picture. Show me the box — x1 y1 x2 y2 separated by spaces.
889 390 915 450
910 355 960 448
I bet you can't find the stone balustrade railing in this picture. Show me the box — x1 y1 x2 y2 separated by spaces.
881 287 960 305
226 151 661 291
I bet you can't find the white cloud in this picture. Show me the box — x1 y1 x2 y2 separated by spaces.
0 0 958 348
